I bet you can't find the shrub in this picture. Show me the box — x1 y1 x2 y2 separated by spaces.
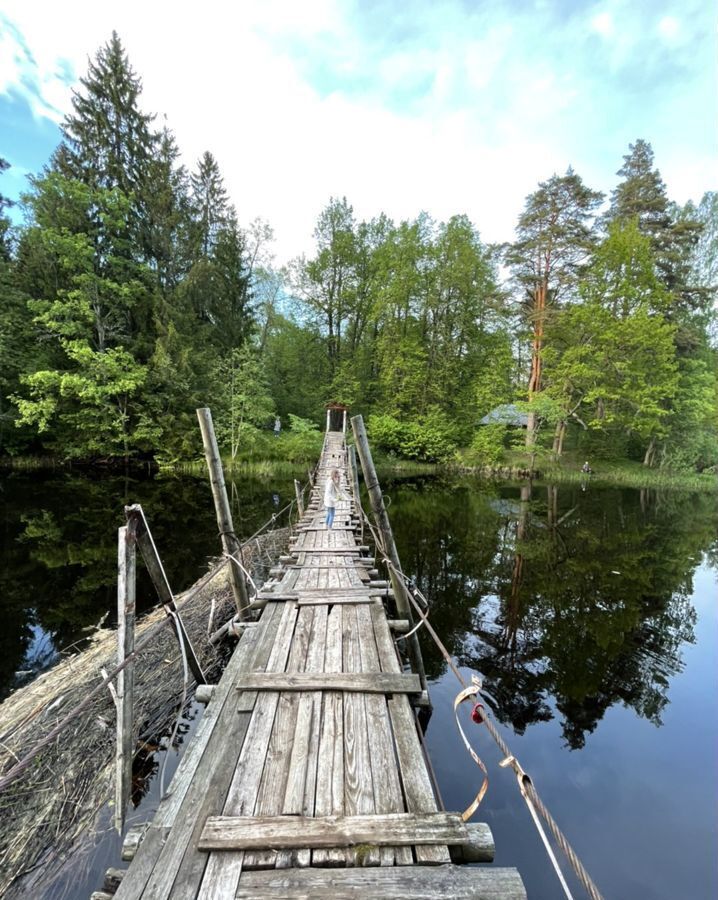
367 410 458 463
462 425 507 466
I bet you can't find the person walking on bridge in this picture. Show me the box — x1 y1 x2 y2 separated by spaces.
324 468 348 529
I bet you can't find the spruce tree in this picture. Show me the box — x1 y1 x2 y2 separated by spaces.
54 31 156 200
190 151 230 259
607 140 704 317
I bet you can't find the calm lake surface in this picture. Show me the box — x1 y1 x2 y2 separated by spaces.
1 468 716 899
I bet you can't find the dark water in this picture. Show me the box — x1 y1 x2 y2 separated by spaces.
0 470 716 899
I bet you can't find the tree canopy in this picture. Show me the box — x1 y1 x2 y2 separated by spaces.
0 35 715 473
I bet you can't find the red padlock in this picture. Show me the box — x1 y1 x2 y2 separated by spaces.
471 702 484 724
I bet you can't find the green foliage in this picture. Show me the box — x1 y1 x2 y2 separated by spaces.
462 425 507 466
0 39 714 478
368 409 459 462
14 341 150 459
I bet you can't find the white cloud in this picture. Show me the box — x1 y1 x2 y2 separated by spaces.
0 0 714 263
657 15 680 40
590 12 615 38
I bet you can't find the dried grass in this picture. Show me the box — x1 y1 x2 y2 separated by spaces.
0 526 289 897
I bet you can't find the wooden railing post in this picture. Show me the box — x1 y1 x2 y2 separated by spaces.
294 480 305 517
196 407 249 620
350 415 429 695
115 519 136 830
124 505 206 684
348 445 363 545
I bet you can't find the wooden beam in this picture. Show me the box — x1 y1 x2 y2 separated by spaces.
125 505 206 685
351 414 429 697
234 672 421 694
234 866 527 899
294 479 304 517
196 407 249 619
199 812 482 851
115 521 136 832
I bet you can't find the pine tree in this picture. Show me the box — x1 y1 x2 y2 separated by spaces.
506 168 603 445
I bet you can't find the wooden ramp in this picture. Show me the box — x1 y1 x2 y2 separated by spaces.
113 432 526 899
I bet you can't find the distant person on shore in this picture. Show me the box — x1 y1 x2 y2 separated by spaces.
324 468 348 529
581 461 592 474
274 416 281 437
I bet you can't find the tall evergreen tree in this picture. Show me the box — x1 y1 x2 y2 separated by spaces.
506 168 603 445
607 140 705 322
190 151 230 259
53 31 156 201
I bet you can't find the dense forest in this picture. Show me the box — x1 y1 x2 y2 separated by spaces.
1 34 716 471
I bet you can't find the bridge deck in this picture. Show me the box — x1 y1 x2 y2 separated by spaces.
114 432 526 899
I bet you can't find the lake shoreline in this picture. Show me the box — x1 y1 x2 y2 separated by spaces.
2 451 716 492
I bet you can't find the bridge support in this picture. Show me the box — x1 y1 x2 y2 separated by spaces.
196 407 249 620
350 415 429 698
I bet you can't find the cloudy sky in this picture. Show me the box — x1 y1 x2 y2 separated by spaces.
0 0 715 262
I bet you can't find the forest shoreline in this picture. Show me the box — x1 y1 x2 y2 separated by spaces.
2 452 715 492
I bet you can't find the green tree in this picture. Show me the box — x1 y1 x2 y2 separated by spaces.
544 222 679 460
214 345 275 460
607 140 706 327
506 168 603 445
53 32 156 202
291 197 357 375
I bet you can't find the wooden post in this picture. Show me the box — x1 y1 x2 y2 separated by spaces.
326 408 331 433
348 445 363 544
294 479 304 517
115 521 136 831
342 409 347 434
125 505 206 684
351 415 428 695
196 407 249 620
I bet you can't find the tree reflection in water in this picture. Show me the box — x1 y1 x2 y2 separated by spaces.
388 478 714 750
0 470 294 700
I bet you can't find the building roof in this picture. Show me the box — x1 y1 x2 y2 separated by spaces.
478 404 529 426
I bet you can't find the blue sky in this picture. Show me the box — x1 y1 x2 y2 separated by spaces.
1 0 715 261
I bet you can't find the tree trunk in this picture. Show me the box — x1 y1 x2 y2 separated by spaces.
525 282 547 447
552 420 566 457
643 436 656 467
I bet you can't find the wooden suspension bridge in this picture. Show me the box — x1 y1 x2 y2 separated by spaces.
105 417 527 900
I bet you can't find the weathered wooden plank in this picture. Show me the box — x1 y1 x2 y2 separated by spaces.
342 605 378 866
200 812 473 850
279 604 328 867
153 620 264 828
234 673 421 694
387 696 451 865
197 602 299 898
297 596 376 606
244 606 314 869
356 604 410 866
115 608 281 899
127 605 285 900
369 605 450 865
234 865 527 899
113 826 170 900
313 606 345 867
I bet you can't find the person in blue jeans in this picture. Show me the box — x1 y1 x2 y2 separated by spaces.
324 468 348 529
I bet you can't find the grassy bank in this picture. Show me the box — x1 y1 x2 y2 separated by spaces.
3 447 715 492
484 449 718 491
